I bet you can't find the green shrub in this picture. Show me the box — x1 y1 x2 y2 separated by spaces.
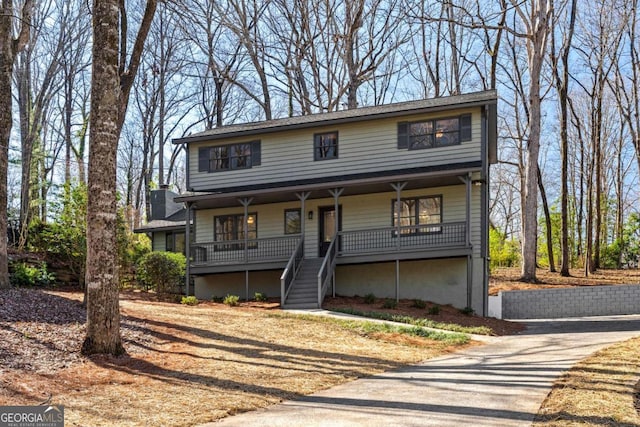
10 262 55 287
254 292 268 302
428 304 441 315
381 298 397 309
137 252 186 294
459 306 475 316
181 296 198 306
211 295 224 303
489 228 520 269
223 294 240 306
412 299 426 309
363 293 376 304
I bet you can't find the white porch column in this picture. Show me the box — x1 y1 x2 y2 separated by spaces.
391 182 407 302
239 197 253 301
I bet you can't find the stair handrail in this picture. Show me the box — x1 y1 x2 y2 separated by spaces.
280 236 304 305
317 235 338 307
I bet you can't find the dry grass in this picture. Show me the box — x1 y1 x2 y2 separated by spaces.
0 290 472 426
534 337 640 427
490 267 640 296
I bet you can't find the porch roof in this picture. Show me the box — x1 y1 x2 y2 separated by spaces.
175 161 481 209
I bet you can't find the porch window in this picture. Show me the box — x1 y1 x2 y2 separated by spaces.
284 209 301 234
392 196 442 234
397 114 471 149
198 141 261 172
214 213 257 250
165 231 186 254
314 131 338 160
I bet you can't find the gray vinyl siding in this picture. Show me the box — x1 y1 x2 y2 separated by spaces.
193 184 481 258
189 108 482 191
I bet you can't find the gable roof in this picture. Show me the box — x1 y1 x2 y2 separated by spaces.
174 90 497 144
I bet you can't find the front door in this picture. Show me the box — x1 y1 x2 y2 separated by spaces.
318 205 341 256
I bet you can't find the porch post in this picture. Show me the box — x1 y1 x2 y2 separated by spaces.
391 182 407 302
239 197 253 301
296 191 311 242
184 202 192 297
328 188 344 236
465 173 472 309
465 172 471 247
328 188 343 295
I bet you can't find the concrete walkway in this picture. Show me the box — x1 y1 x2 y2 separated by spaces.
205 315 640 427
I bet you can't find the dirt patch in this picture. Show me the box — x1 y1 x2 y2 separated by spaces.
0 288 472 426
490 267 640 295
322 296 525 336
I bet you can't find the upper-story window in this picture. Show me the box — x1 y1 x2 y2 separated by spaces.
314 131 338 160
397 114 471 150
198 141 261 173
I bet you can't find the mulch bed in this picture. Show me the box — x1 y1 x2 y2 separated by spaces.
322 295 526 335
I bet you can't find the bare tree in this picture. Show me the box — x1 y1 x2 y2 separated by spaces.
550 0 577 276
515 0 553 282
572 0 626 274
15 0 71 242
0 0 32 287
58 0 91 185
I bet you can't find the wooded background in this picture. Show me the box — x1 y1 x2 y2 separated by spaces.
2 0 640 282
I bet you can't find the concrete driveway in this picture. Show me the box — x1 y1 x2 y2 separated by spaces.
205 315 640 427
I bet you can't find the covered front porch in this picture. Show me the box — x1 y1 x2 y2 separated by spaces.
179 167 482 309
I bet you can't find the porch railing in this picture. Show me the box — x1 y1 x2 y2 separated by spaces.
338 221 467 255
280 236 305 305
317 234 338 306
191 235 301 266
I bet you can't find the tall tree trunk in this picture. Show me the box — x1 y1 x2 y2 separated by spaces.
538 167 555 272
82 0 125 356
519 0 551 283
83 0 155 355
0 0 32 288
593 79 604 271
552 0 577 277
17 55 34 248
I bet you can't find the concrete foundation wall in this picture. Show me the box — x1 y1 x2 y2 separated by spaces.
194 270 282 301
194 257 488 314
500 285 640 319
335 258 484 313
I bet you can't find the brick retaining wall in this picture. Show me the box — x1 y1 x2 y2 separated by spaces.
496 284 640 319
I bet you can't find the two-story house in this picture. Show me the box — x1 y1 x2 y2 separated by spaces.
173 91 497 315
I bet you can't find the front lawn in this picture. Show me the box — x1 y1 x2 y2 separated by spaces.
0 289 473 426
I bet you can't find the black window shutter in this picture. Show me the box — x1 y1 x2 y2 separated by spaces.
198 147 210 172
460 114 472 141
251 141 261 166
397 122 408 149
